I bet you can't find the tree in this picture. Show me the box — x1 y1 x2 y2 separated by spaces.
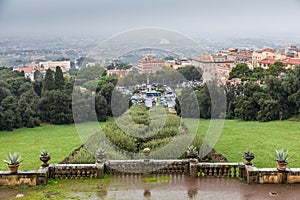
176 87 200 118
0 95 20 130
252 67 266 81
267 62 285 77
234 83 262 121
18 90 40 127
235 96 257 121
177 66 203 81
257 99 280 122
111 90 132 117
96 76 118 92
72 89 95 123
175 97 181 117
34 70 43 80
195 85 211 119
76 66 106 82
83 80 99 91
42 68 55 93
54 66 65 90
40 90 73 124
95 94 108 122
229 63 252 80
100 83 115 116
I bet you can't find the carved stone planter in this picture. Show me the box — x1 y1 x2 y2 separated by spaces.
96 153 106 163
188 153 198 159
243 155 254 166
143 148 151 162
8 164 19 174
40 156 51 168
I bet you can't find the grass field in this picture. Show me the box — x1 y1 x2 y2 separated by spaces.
0 120 112 171
190 119 300 168
0 119 299 170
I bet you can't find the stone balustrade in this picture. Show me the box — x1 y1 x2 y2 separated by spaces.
105 160 189 175
2 160 300 186
48 164 104 179
190 162 245 178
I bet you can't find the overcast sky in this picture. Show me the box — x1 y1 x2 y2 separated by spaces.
0 0 300 39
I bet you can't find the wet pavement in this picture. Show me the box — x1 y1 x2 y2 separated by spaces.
74 175 300 200
1 175 300 199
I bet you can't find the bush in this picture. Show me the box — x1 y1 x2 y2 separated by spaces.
69 149 95 164
85 105 191 158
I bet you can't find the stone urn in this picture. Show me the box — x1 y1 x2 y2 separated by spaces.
188 153 198 159
40 155 51 167
243 155 255 166
8 164 20 174
96 150 106 163
143 148 151 162
143 148 151 157
277 161 288 172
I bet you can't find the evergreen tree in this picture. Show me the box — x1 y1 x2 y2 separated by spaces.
95 93 108 122
100 83 115 116
34 70 43 80
42 68 55 93
40 90 73 124
0 95 20 130
54 66 65 90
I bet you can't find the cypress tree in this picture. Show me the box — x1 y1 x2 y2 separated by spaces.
42 68 55 93
54 66 65 90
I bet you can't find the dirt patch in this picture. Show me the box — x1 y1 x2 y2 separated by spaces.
0 188 25 199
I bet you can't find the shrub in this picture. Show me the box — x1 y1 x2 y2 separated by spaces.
69 149 95 164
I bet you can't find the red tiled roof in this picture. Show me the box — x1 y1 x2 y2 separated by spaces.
17 67 45 73
258 59 276 65
18 67 34 73
237 52 253 58
282 58 300 65
258 48 276 53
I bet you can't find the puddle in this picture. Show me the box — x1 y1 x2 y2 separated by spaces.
69 176 300 200
1 176 300 199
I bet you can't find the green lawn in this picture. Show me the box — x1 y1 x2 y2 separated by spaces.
0 120 112 171
0 119 299 170
190 119 300 168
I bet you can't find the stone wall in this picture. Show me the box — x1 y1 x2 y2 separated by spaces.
189 162 245 178
48 164 104 179
246 166 300 184
2 160 300 186
0 168 47 186
105 160 189 175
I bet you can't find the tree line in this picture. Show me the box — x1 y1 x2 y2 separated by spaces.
175 63 300 122
0 66 120 131
1 62 299 131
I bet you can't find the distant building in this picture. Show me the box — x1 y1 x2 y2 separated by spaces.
14 66 46 81
39 60 71 72
138 55 165 74
86 63 96 68
258 58 276 68
252 48 276 67
164 59 192 69
235 51 253 68
257 58 300 69
107 69 131 78
282 58 300 69
191 54 234 84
